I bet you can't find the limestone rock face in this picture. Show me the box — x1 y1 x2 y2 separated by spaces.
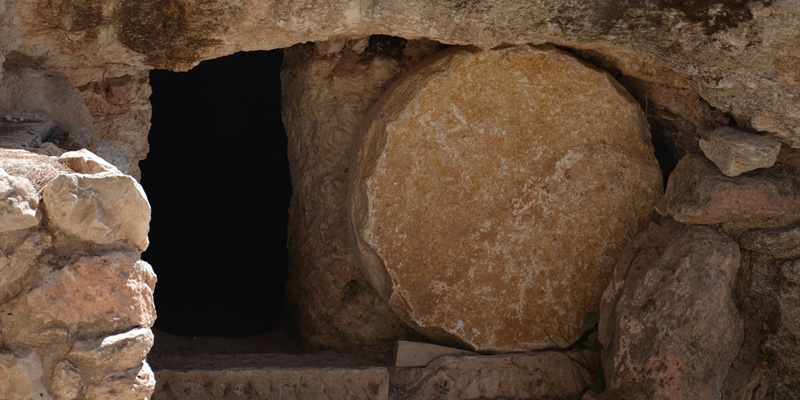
349 45 663 352
18 252 156 328
699 127 781 177
0 68 95 135
0 167 40 233
58 149 121 175
42 172 150 251
736 253 800 400
599 219 743 400
0 229 51 306
68 328 155 372
281 37 440 348
0 351 53 400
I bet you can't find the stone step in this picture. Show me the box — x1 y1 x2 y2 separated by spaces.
150 353 389 400
149 348 593 400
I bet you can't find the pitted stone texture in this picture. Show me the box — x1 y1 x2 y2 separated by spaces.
153 367 389 400
0 351 53 400
42 172 150 251
83 362 156 400
657 154 800 232
281 38 439 348
349 45 663 352
738 222 800 260
390 351 592 400
0 149 74 192
0 229 51 306
68 328 154 372
699 127 781 177
599 219 743 400
737 254 800 400
19 252 156 328
0 168 39 233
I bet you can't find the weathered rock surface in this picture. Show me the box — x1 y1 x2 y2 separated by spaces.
0 148 74 192
599 218 743 400
390 351 592 400
68 328 155 372
0 68 95 135
49 361 82 400
153 366 389 400
42 172 150 251
657 154 800 232
58 148 120 175
0 149 155 400
76 71 152 180
732 253 800 400
738 222 800 260
83 362 156 400
281 37 439 347
349 45 662 352
14 252 156 328
0 229 51 306
4 0 800 151
0 351 53 400
0 67 132 173
699 127 781 177
0 112 56 149
0 167 39 232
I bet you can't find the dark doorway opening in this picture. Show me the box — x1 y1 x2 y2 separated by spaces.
140 50 291 338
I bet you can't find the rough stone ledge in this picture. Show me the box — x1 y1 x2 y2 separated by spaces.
152 362 389 400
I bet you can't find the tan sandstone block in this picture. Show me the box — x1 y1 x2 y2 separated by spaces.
23 252 156 328
657 154 800 232
699 126 781 177
349 45 663 352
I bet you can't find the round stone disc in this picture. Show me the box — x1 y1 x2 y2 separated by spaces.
348 45 663 352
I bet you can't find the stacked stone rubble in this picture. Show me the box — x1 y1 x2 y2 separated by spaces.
600 128 800 400
0 148 154 400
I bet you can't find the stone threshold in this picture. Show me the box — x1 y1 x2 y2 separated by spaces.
149 343 591 400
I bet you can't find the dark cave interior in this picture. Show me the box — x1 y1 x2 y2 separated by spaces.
140 50 290 337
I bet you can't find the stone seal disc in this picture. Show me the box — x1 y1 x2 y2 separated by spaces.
348 45 663 352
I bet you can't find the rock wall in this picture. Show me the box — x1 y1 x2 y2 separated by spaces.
2 0 800 176
280 37 440 348
600 129 800 400
0 149 154 400
1 0 800 399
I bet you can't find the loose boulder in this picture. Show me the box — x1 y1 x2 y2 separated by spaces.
599 219 743 400
657 154 800 232
348 45 663 352
699 127 781 177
